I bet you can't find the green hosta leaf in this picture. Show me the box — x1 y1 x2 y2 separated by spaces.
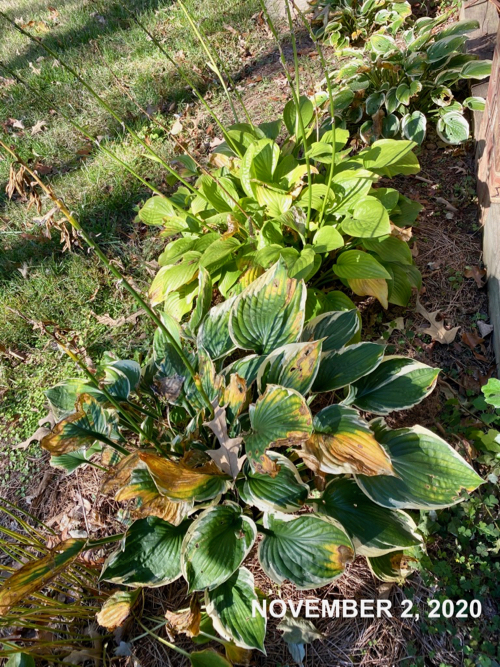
367 547 421 582
149 259 199 306
260 119 282 140
333 250 391 280
200 238 241 272
302 309 360 351
482 378 500 408
283 95 314 136
385 87 398 114
371 187 400 212
206 567 266 651
229 260 306 354
181 503 256 592
241 139 280 199
104 360 141 400
258 513 354 589
297 184 335 211
427 35 467 63
50 442 102 473
255 186 293 218
303 404 394 476
190 650 233 667
313 342 385 392
356 423 484 509
257 341 323 394
366 92 385 116
197 297 237 360
331 169 376 214
342 196 391 238
345 357 439 414
224 354 265 387
312 225 344 253
5 654 35 667
370 33 397 54
438 19 479 38
246 385 313 464
385 263 413 306
461 59 492 79
463 96 486 111
46 380 102 421
138 196 176 226
436 112 469 145
316 478 421 556
391 194 422 227
199 175 240 213
401 111 427 145
101 517 190 587
240 451 309 513
357 139 419 177
431 86 453 107
396 83 411 106
289 246 321 282
187 268 212 337
381 113 400 138
362 236 413 265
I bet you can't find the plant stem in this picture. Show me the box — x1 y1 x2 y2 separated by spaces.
134 617 191 658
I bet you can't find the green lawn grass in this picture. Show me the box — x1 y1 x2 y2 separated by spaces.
0 0 261 462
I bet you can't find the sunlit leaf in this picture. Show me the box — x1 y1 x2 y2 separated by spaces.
96 589 140 630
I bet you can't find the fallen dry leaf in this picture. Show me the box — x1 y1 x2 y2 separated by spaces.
416 298 460 344
91 309 145 327
31 119 47 135
461 331 484 350
171 118 183 135
464 265 486 288
477 321 494 337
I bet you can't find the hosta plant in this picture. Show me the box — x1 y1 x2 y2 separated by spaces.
139 106 423 312
309 0 411 46
1 262 483 656
324 17 492 144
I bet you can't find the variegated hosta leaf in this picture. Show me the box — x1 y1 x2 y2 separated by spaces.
101 517 190 587
312 342 385 392
245 385 313 469
165 595 202 638
104 360 141 400
229 260 306 354
356 423 484 509
181 502 257 592
301 309 360 351
206 567 266 652
316 478 421 557
223 373 248 424
0 539 85 616
186 267 213 338
139 451 230 502
257 341 323 395
239 452 309 513
115 466 193 524
185 347 224 411
224 355 265 387
344 356 439 414
41 394 111 456
258 513 354 590
46 379 103 421
367 546 422 583
101 452 140 495
197 296 237 360
302 405 394 476
96 589 140 630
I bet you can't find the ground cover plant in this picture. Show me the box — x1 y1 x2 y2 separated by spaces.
323 16 492 144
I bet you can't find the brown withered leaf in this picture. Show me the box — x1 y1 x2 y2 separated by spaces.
15 411 55 450
165 596 201 638
225 643 253 666
416 298 459 345
204 403 245 478
101 453 140 495
462 331 484 350
91 309 145 327
390 224 412 242
31 119 47 135
464 265 486 288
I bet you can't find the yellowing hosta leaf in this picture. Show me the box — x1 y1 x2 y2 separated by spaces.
367 546 422 582
302 405 394 476
348 278 389 309
41 394 109 456
356 423 484 509
206 567 266 651
191 649 233 667
149 259 199 306
257 341 323 395
101 517 190 587
258 514 354 589
223 373 248 423
139 452 230 502
229 260 306 354
0 539 85 616
96 589 140 630
181 502 257 592
165 595 202 638
317 478 421 557
101 452 140 496
345 356 439 414
245 385 313 467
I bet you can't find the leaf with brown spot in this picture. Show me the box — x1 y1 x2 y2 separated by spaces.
223 373 248 423
303 405 395 477
96 589 140 630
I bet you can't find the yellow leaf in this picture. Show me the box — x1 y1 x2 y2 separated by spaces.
348 278 389 309
41 394 101 455
225 643 253 666
165 595 201 637
97 589 140 630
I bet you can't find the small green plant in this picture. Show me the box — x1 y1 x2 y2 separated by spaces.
309 0 411 46
139 113 423 313
324 17 492 144
0 261 484 658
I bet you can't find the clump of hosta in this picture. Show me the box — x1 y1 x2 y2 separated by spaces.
4 261 483 653
309 0 411 46
324 17 492 145
138 99 423 313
